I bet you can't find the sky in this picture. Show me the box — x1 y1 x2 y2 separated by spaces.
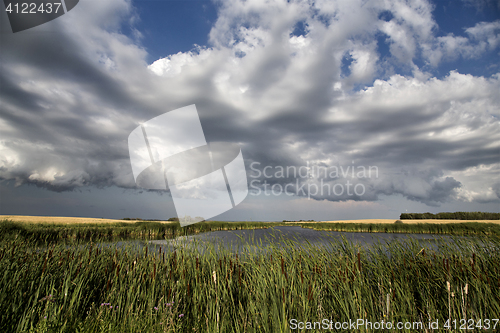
0 0 499 221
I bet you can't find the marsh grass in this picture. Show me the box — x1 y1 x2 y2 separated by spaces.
0 220 274 243
0 232 499 332
2 219 499 244
301 222 500 237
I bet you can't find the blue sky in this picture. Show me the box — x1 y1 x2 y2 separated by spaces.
129 0 500 78
0 0 499 221
130 1 219 63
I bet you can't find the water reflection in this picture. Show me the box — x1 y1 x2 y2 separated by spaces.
146 226 453 254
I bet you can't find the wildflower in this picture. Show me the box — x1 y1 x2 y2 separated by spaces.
179 314 184 318
154 307 158 310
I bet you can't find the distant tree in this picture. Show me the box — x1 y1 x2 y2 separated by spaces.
400 212 500 220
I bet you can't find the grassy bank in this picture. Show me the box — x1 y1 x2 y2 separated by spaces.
0 236 499 332
0 219 275 243
2 219 500 242
300 222 500 237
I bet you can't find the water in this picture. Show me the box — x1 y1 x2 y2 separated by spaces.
145 226 456 254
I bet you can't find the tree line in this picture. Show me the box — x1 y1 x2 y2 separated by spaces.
400 212 500 220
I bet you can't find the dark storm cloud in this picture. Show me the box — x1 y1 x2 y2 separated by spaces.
1 0 499 207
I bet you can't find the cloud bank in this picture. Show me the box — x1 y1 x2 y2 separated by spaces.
1 0 499 208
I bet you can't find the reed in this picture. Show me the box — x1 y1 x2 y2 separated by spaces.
0 219 274 243
301 221 500 236
3 219 499 245
0 232 499 332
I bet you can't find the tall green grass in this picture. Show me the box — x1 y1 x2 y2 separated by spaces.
0 234 499 332
3 219 499 244
0 220 274 243
302 222 500 237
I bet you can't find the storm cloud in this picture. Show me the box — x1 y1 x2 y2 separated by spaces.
1 0 499 209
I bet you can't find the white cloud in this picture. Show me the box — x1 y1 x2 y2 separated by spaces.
1 0 499 207
423 20 500 66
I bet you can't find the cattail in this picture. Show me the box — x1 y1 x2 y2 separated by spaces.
300 271 304 284
42 257 47 274
282 287 285 304
196 257 199 270
238 265 242 287
386 293 390 316
153 263 156 279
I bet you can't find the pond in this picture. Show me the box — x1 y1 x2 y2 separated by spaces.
144 226 459 254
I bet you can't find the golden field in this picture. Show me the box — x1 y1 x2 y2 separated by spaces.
1 215 499 225
0 215 173 224
317 219 500 224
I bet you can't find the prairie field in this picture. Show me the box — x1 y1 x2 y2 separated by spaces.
0 215 165 224
312 219 500 224
3 215 500 225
